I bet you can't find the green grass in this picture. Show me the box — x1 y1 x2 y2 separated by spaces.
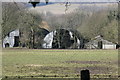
2 48 118 78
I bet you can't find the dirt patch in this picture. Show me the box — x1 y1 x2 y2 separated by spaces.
25 64 43 67
65 61 102 64
40 66 70 71
75 66 114 74
39 66 116 75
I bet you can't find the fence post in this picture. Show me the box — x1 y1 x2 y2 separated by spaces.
81 69 90 80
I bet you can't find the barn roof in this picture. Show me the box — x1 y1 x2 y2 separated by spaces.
42 29 83 49
86 35 116 45
7 29 19 37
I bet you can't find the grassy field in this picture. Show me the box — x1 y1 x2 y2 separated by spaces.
2 48 118 78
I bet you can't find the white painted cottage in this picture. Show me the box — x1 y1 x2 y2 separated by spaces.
3 29 19 48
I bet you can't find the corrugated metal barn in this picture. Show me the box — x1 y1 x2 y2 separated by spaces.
42 29 84 49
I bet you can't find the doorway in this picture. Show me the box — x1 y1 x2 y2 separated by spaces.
5 43 9 48
98 41 103 49
14 36 19 47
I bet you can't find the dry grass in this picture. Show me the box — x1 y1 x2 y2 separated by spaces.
2 48 118 78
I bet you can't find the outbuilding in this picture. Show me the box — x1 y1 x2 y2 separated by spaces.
85 35 116 49
3 29 20 48
42 29 84 49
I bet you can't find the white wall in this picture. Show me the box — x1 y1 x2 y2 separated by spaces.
103 44 116 49
3 29 19 48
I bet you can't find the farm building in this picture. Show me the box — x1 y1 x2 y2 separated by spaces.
42 29 84 49
20 27 50 49
3 28 50 48
85 35 116 49
3 29 20 48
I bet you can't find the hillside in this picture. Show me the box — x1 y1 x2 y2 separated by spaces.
29 3 80 15
28 2 118 43
28 3 117 15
